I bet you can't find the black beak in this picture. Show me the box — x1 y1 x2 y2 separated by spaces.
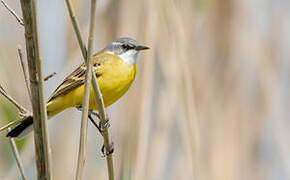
135 45 150 51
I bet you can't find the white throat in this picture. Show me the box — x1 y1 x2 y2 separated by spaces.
118 50 138 65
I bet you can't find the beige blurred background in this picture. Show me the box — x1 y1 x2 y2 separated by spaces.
1 0 290 179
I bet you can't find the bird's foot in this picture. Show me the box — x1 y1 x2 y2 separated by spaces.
101 142 114 157
76 105 82 112
88 112 110 136
89 112 110 131
103 117 110 129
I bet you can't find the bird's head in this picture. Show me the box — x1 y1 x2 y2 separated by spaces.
104 37 149 65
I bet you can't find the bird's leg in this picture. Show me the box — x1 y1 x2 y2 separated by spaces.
89 111 113 157
76 106 103 136
88 112 103 136
89 111 101 119
81 108 113 156
100 115 113 157
90 111 111 130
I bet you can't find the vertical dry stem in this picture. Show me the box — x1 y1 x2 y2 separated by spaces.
20 0 52 179
65 0 114 179
75 0 95 177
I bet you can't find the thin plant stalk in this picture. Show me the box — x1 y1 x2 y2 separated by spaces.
65 0 87 59
17 46 32 101
44 72 56 81
65 0 114 179
20 0 52 179
0 87 27 180
0 0 24 25
0 85 31 133
75 0 96 178
75 49 92 179
0 116 30 133
7 128 27 180
0 85 28 116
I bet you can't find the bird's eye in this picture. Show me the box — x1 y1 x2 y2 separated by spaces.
122 44 134 51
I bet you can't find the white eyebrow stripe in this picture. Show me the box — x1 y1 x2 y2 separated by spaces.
112 42 122 46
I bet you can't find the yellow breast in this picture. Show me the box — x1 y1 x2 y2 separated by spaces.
71 54 137 110
46 52 137 117
92 56 137 108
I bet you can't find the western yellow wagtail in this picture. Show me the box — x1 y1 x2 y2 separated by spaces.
7 37 149 138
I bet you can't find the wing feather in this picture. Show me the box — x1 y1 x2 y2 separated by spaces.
47 62 101 102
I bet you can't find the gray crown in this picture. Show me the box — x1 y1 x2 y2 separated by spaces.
105 37 138 55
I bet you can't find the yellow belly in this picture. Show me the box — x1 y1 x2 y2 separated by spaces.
76 62 137 109
46 58 137 117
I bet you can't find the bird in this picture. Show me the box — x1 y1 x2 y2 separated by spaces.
7 37 149 138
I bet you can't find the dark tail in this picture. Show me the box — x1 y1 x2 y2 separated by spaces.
6 116 33 138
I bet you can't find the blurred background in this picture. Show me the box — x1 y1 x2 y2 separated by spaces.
0 0 290 179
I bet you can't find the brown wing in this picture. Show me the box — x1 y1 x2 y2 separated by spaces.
47 53 105 102
47 64 86 102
